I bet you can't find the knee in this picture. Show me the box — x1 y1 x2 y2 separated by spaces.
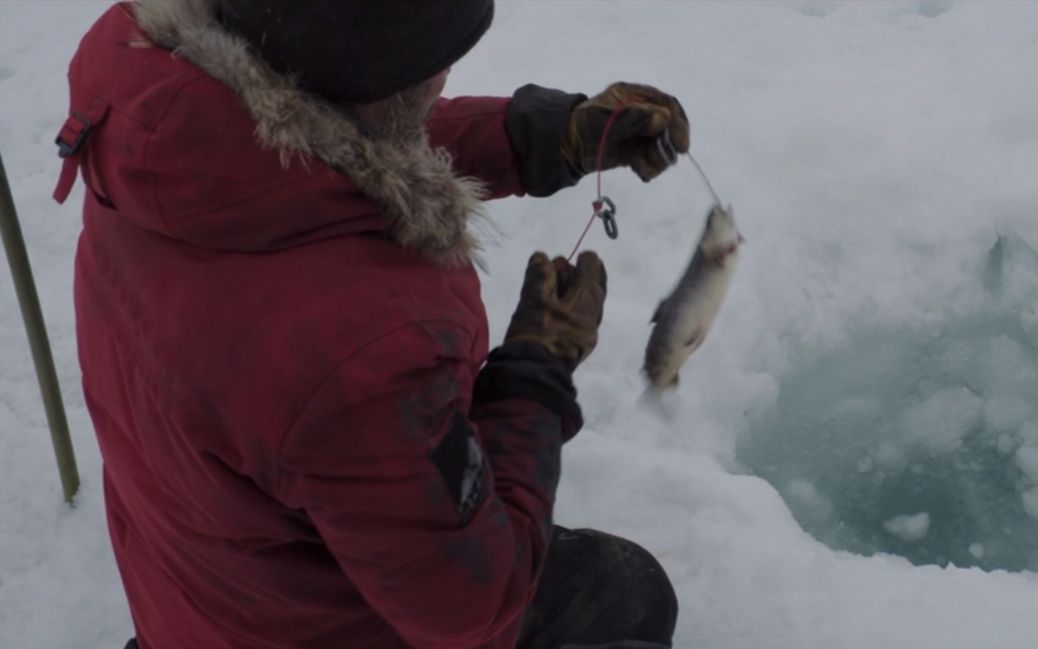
605 531 678 640
566 528 679 644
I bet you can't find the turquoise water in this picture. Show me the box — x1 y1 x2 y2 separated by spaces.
738 235 1038 571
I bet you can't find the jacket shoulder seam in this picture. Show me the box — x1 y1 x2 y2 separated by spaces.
143 73 228 240
272 317 477 493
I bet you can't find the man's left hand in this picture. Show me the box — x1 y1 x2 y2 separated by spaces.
563 82 690 182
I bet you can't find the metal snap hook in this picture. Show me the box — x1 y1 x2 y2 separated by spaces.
594 196 618 240
656 128 679 166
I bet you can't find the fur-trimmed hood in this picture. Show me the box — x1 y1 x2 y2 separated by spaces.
132 0 486 265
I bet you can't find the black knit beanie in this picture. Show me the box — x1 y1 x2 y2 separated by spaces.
208 0 494 105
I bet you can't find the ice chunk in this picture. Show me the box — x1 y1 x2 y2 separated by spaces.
979 336 1038 395
1016 446 1038 484
969 543 985 559
998 434 1017 454
874 441 907 472
903 387 982 455
787 478 834 518
983 396 1034 433
884 513 931 542
1022 489 1038 521
983 233 1038 303
1019 421 1038 446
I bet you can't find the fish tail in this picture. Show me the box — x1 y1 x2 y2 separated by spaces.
637 387 672 422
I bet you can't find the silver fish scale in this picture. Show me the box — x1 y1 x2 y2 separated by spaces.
642 204 741 392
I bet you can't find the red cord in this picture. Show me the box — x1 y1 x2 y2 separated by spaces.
567 212 599 262
566 102 633 261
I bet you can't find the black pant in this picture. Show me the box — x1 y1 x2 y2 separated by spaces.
125 526 677 649
517 526 678 649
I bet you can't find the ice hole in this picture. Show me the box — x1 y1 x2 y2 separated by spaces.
737 234 1038 571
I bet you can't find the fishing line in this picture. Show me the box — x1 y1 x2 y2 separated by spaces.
566 106 726 261
684 151 723 207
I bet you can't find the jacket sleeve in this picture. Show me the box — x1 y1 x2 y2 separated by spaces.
428 96 525 200
275 322 581 649
427 86 587 200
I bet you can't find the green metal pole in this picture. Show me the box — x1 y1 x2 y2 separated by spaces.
0 149 79 503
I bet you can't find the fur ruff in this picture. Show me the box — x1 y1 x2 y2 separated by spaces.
133 0 487 266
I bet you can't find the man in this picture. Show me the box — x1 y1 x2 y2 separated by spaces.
54 1 690 647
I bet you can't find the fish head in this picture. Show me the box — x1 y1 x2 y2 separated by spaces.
700 204 743 262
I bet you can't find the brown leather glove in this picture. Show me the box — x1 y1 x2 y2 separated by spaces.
505 251 607 370
563 82 691 182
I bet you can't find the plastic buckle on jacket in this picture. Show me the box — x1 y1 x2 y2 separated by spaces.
55 112 93 158
52 99 109 204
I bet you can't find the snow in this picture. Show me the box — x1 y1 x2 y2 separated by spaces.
1017 446 1038 484
902 387 981 455
3 1 1038 648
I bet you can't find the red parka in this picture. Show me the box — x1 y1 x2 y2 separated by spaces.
57 3 587 648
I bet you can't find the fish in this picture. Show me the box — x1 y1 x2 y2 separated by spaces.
642 203 743 393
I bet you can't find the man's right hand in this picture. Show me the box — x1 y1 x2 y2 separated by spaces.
564 82 690 182
504 251 607 371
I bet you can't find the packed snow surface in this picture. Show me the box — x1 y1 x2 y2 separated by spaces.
3 2 1038 648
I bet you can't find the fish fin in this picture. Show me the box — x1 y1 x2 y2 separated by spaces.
638 387 673 422
684 329 704 351
650 298 669 324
